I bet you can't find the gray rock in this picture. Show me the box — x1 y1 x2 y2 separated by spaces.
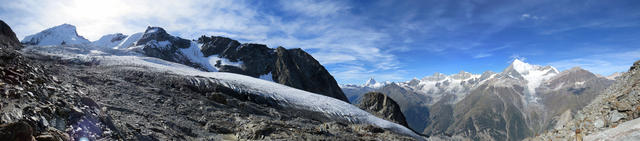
0 20 21 49
356 92 409 127
609 111 626 123
198 35 349 102
594 118 604 128
273 47 348 102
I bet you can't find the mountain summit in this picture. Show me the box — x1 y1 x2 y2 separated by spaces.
21 24 90 46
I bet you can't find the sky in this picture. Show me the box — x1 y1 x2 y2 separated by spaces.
1 0 639 84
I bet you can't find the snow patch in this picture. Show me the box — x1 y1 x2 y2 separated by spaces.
178 42 217 72
113 33 143 49
91 33 126 48
207 55 243 68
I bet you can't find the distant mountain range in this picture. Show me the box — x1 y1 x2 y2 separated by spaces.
342 59 618 140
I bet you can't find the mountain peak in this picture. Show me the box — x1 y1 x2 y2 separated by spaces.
422 72 447 81
0 20 20 49
509 59 534 74
21 23 90 46
567 66 586 72
144 26 167 34
505 59 559 75
365 77 377 86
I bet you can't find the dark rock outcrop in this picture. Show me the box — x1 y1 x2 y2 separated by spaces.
273 47 348 102
198 36 241 57
198 36 349 102
0 122 34 141
376 83 431 132
135 27 209 71
136 27 190 48
0 20 20 49
356 92 409 127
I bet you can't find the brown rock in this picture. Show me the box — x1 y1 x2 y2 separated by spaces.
0 122 35 141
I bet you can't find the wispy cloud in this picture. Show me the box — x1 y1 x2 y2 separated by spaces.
0 0 405 84
279 0 350 17
520 13 543 20
473 53 492 59
509 54 527 63
2 0 638 84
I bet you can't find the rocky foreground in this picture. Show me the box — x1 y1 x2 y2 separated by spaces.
0 20 422 140
527 60 640 140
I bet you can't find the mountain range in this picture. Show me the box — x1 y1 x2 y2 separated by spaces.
2 21 639 140
342 58 617 140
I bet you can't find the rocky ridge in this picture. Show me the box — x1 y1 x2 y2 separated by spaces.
197 35 349 102
528 60 640 140
356 92 409 127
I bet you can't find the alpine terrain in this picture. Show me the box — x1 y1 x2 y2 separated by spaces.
0 21 428 140
342 58 621 140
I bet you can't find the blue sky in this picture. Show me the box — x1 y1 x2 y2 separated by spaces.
1 0 639 84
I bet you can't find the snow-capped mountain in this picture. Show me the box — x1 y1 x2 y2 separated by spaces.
344 59 560 104
24 24 349 102
341 59 614 140
363 77 392 88
90 32 143 49
502 59 559 96
91 33 126 47
17 30 423 140
22 24 90 46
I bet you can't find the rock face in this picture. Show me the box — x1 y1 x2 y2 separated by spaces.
376 83 431 132
198 36 349 102
273 47 348 102
0 20 20 49
135 27 210 71
529 60 640 140
356 92 409 127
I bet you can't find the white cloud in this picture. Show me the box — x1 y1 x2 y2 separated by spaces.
0 0 404 83
509 54 527 63
279 0 350 17
473 53 492 58
520 13 543 20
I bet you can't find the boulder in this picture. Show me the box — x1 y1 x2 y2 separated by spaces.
356 92 409 127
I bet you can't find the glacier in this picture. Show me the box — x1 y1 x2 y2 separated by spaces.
22 44 426 140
